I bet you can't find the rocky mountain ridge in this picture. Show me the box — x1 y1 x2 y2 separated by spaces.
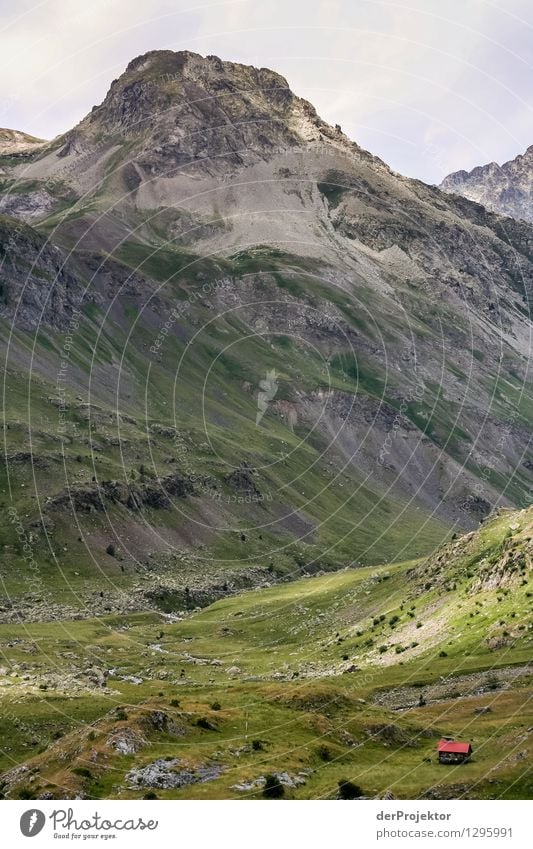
441 144 533 223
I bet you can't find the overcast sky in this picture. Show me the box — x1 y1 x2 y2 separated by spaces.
1 0 532 183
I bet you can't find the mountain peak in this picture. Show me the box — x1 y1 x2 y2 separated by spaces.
440 143 533 221
48 48 359 182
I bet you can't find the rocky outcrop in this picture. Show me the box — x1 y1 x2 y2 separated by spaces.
0 215 83 329
46 473 196 513
125 757 224 789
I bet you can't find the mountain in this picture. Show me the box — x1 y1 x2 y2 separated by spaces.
1 50 533 625
441 145 533 222
1 47 532 803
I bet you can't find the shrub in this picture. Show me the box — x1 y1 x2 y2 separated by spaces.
197 717 215 730
106 543 116 557
170 698 180 708
263 774 284 799
211 701 221 711
72 766 93 779
17 787 37 800
338 779 363 799
389 615 399 627
317 744 332 762
143 792 158 800
114 708 128 721
251 739 263 751
438 650 448 658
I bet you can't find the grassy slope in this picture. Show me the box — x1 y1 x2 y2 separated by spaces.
1 242 457 611
0 507 531 800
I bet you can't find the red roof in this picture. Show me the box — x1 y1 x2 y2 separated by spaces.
438 740 472 754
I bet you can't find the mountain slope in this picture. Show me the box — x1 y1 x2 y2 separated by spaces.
441 145 533 223
0 50 532 623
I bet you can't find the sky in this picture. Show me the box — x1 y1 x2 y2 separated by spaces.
1 0 533 183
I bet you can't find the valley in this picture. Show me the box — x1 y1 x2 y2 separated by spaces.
0 49 532 800
0 507 531 800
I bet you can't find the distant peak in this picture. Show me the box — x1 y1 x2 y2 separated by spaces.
0 127 47 155
440 142 533 222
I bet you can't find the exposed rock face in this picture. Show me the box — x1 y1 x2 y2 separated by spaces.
84 50 314 173
441 145 533 222
0 215 83 329
0 189 56 220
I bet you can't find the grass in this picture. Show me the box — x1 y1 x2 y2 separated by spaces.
0 507 531 799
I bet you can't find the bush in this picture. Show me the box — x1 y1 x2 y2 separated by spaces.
438 651 448 658
263 774 284 799
106 543 116 557
143 791 158 800
317 744 332 762
338 779 363 799
72 766 93 779
17 787 37 800
170 698 180 708
211 701 221 711
251 739 263 751
114 708 128 721
197 717 215 730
